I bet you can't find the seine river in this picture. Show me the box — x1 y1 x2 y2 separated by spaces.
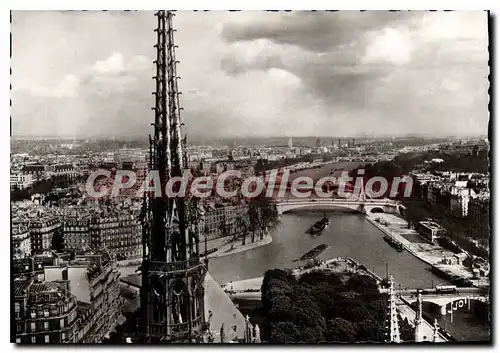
208 211 490 342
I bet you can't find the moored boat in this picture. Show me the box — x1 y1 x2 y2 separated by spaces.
383 234 404 252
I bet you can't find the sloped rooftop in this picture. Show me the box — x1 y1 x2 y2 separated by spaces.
203 271 246 342
119 271 247 342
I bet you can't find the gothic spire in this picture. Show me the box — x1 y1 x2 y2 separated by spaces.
414 292 424 342
140 10 205 343
387 276 401 343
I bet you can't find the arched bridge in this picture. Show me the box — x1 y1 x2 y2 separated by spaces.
275 198 404 215
399 288 489 315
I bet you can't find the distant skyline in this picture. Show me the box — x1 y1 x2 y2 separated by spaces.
11 11 490 138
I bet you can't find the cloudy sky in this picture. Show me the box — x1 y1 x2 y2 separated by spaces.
11 11 489 138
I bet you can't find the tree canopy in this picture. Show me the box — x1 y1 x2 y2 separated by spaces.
261 269 398 343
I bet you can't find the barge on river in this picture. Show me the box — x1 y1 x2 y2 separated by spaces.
293 244 329 262
383 234 404 252
307 214 330 235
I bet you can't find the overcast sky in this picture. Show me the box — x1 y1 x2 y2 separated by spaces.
11 11 489 138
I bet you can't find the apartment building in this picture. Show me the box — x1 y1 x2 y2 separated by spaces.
13 223 31 259
450 187 473 218
43 250 123 343
14 279 79 343
63 216 91 252
46 164 77 178
29 217 62 255
198 202 247 241
469 195 490 241
90 214 142 260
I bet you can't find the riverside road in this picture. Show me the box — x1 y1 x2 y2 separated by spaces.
207 211 490 342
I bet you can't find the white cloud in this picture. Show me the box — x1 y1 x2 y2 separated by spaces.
127 55 151 71
53 74 79 97
361 27 412 66
91 52 125 73
11 11 490 138
267 68 301 88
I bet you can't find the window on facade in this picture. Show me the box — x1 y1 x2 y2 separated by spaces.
60 318 65 328
44 321 49 330
16 338 21 343
31 336 36 344
30 310 36 318
30 322 35 331
44 309 49 317
45 335 49 343
15 303 20 313
61 332 66 341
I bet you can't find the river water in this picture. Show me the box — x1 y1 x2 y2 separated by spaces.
207 211 490 342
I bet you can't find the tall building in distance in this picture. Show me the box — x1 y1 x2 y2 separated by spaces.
316 137 321 148
140 10 206 343
288 137 293 149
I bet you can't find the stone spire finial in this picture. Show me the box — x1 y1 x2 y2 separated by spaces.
433 319 439 342
254 324 261 343
244 315 253 343
417 292 423 320
414 292 424 342
220 323 226 343
386 275 401 343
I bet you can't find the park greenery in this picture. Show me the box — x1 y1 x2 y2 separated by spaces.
260 269 414 343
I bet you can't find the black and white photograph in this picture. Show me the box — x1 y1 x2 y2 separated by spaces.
9 9 491 344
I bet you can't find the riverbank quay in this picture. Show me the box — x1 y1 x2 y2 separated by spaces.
365 214 489 288
202 232 273 259
222 256 383 294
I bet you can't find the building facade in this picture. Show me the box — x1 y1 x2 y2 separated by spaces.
13 223 31 259
11 172 35 190
198 203 247 241
450 191 470 218
415 221 443 244
14 279 79 344
468 196 490 241
44 250 123 343
90 214 142 260
29 217 62 255
46 164 77 178
63 217 91 251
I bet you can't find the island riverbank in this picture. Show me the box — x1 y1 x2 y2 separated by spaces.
203 232 273 259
